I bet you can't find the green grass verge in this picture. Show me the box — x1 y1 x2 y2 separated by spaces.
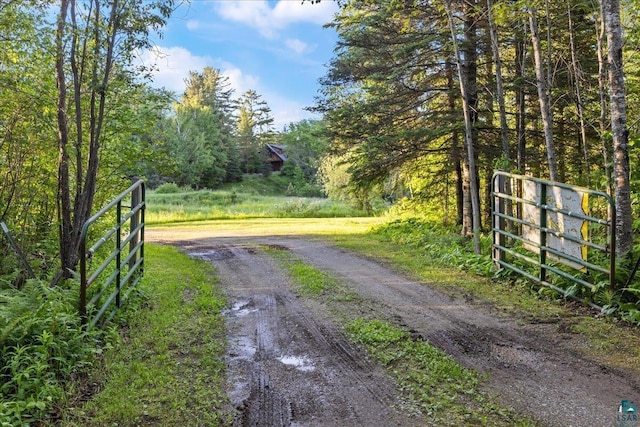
57 244 231 427
346 318 536 426
263 246 341 297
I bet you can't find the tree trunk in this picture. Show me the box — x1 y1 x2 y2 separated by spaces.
597 0 612 194
528 6 558 181
604 0 633 256
446 60 465 226
53 0 125 284
515 22 528 175
55 0 73 280
445 0 481 253
487 0 510 164
567 3 590 184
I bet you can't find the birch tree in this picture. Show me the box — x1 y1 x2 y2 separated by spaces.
528 4 558 181
54 0 173 283
603 0 633 256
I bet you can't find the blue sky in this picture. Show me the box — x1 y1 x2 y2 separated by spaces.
142 0 340 130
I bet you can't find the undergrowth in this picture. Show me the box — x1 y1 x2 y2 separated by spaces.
371 218 640 324
0 280 102 426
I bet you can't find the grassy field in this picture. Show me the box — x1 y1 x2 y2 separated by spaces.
146 177 377 224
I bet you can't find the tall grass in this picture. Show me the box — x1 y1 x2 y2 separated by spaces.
146 189 374 224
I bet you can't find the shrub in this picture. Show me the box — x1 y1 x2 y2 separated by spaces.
153 182 182 194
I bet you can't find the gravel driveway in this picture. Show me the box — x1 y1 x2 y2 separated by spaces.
147 226 640 427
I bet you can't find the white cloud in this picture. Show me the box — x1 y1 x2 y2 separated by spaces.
139 46 260 97
138 46 213 94
272 0 338 26
285 38 313 55
185 19 200 31
218 61 260 95
265 93 319 131
216 0 338 39
216 1 277 39
139 45 316 128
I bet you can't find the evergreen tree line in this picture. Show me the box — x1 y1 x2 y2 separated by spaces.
141 67 329 194
313 0 638 255
143 67 274 189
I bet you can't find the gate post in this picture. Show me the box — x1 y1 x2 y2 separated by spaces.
129 177 141 271
493 173 506 266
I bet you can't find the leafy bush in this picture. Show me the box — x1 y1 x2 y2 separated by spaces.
153 182 183 194
0 280 100 425
372 218 482 266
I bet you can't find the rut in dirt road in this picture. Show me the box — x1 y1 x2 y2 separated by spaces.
186 241 424 427
156 234 640 427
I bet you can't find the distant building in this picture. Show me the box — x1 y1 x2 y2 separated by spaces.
266 143 287 172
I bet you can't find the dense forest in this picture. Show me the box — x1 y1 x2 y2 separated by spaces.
313 0 639 257
2 0 640 286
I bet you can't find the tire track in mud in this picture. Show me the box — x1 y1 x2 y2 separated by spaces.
260 237 640 427
153 235 640 427
182 241 423 427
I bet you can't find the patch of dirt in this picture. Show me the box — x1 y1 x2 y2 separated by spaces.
148 233 640 427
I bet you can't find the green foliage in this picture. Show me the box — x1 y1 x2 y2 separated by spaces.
237 89 276 174
0 280 100 425
346 318 535 426
59 244 231 426
372 218 489 268
0 4 59 263
149 67 239 189
279 119 330 183
153 182 187 194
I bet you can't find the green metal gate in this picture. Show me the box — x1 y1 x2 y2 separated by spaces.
79 179 145 328
491 171 615 308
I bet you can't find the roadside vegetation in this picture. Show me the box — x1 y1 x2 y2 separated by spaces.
4 184 640 425
146 175 375 224
0 281 101 426
55 244 230 427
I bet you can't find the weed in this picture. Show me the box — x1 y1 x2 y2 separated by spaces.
346 318 537 426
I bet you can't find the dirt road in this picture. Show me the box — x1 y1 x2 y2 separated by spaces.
147 228 640 427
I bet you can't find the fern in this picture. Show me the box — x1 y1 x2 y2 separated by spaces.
0 279 100 425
